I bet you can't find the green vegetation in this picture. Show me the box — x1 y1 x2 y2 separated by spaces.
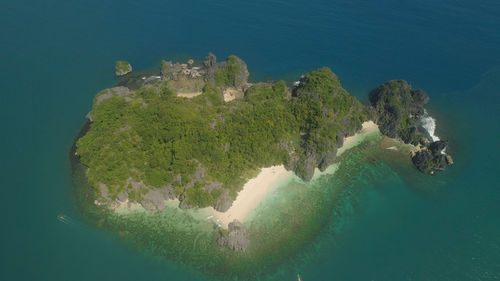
77 62 368 208
290 67 368 177
115 60 131 74
369 79 429 145
215 55 243 87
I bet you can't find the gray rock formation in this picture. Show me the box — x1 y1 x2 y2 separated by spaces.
217 220 250 251
223 55 249 89
214 190 233 212
93 86 133 106
140 186 176 211
161 60 182 80
369 80 431 146
203 52 217 68
370 80 453 174
412 140 453 174
99 183 109 198
203 52 218 85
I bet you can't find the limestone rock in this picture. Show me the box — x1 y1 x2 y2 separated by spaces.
370 80 454 174
217 220 250 251
213 190 233 212
369 80 430 145
411 141 451 174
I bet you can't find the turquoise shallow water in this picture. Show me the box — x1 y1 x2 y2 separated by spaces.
1 0 499 280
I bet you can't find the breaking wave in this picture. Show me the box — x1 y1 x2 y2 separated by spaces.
420 111 440 142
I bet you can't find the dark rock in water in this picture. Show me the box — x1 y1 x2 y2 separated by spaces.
370 80 454 174
217 220 250 251
411 141 451 174
429 140 447 155
117 69 162 90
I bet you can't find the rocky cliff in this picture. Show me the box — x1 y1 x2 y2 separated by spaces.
369 80 453 174
217 220 250 251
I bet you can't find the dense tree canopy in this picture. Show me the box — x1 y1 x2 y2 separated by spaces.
77 64 368 208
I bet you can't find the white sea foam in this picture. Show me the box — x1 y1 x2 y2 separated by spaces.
420 111 448 154
420 111 440 142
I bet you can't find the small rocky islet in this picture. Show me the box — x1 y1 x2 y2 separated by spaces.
74 53 453 251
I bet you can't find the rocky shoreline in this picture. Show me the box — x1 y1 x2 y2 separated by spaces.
369 80 454 174
73 54 454 251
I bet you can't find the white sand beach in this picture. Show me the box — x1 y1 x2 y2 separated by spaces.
209 121 380 228
207 166 293 228
337 121 379 155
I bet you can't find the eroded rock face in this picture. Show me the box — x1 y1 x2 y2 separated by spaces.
161 60 183 80
140 186 176 211
212 189 231 212
94 86 133 106
369 80 431 146
203 52 217 68
225 56 249 89
370 81 453 174
412 140 453 174
217 220 250 251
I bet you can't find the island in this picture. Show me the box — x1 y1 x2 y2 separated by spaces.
115 60 132 76
74 53 453 252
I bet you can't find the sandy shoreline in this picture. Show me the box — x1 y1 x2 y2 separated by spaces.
338 121 379 155
111 121 379 227
206 166 293 228
209 121 380 228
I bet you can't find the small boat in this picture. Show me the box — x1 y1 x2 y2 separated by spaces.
57 214 74 225
297 274 302 281
386 146 398 151
57 214 70 224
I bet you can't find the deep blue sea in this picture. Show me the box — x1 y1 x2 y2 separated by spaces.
1 0 499 280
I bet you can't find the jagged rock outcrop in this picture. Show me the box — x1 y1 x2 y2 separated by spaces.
161 60 183 80
222 55 249 89
203 54 249 90
93 86 133 106
412 140 454 174
369 80 431 146
213 190 233 212
217 220 250 251
370 80 453 174
140 186 176 211
203 52 218 85
284 68 367 181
